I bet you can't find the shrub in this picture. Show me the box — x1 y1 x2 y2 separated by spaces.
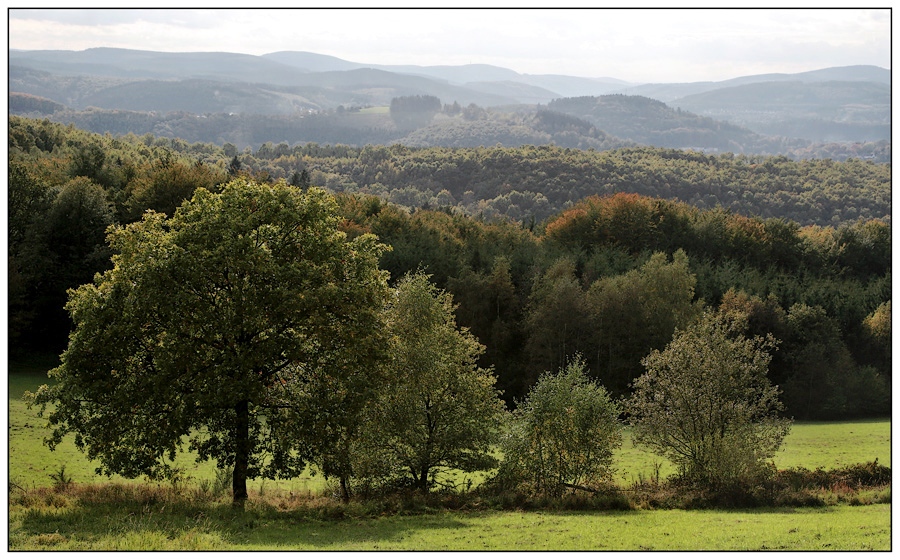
495 355 622 496
627 313 791 489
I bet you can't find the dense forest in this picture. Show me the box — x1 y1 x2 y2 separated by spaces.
10 114 888 226
247 142 890 226
9 116 891 421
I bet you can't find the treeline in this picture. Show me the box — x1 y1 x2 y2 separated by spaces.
8 116 890 420
390 94 442 129
334 192 890 419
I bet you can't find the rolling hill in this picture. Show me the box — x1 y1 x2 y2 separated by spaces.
618 65 890 102
9 47 312 84
546 95 789 153
671 80 890 142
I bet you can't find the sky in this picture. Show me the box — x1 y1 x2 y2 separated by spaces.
7 7 892 84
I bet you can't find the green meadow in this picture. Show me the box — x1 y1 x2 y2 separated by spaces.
8 361 892 551
357 105 390 114
9 497 891 551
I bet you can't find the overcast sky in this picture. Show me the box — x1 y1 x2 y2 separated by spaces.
7 7 891 84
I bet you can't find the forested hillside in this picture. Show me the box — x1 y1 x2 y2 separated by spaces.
12 93 889 165
221 137 889 226
547 95 801 153
9 116 891 421
11 100 634 152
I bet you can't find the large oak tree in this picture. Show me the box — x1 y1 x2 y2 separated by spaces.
27 179 390 506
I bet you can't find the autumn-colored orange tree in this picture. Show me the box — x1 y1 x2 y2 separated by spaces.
544 193 693 254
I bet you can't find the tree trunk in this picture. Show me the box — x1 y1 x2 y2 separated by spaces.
232 399 250 507
340 476 350 503
419 466 430 494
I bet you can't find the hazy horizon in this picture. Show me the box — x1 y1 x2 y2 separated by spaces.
8 8 891 84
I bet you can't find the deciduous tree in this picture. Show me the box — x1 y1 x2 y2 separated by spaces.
27 179 389 507
524 257 591 382
359 272 506 492
588 250 701 396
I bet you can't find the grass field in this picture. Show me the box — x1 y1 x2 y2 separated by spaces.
7 360 892 551
9 364 890 490
8 495 892 551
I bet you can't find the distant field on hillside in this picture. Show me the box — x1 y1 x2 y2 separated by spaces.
358 106 390 114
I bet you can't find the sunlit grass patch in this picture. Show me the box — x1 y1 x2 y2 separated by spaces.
612 418 890 486
774 419 891 469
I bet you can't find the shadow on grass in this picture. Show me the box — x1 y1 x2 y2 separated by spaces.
13 489 476 550
13 484 891 552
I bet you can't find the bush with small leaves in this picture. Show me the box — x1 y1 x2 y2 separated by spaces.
627 313 791 489
496 356 622 497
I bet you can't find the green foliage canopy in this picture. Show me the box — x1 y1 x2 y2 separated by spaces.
27 179 390 505
588 250 701 396
356 272 506 491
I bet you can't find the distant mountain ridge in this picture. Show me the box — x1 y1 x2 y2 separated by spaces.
261 50 632 97
13 47 885 106
669 78 890 143
8 47 890 147
9 47 311 85
619 65 890 102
